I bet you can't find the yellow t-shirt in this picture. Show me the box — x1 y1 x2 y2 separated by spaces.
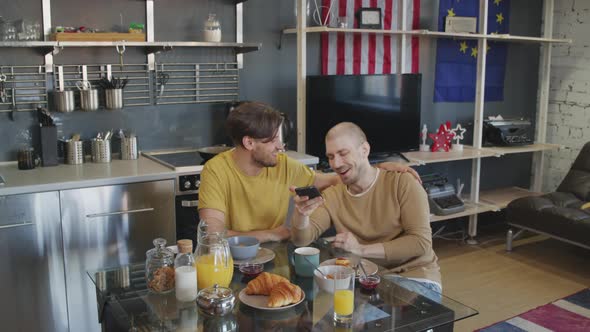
198 150 315 232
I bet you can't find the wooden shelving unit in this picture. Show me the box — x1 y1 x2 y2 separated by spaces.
482 143 561 156
404 146 498 165
430 200 496 222
282 26 572 45
480 187 544 209
290 0 562 241
429 187 543 223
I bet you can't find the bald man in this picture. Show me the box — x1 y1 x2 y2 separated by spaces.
290 122 442 298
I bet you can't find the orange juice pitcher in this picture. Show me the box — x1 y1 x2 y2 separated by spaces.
195 233 233 289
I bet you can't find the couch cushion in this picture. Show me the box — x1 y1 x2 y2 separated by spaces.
557 170 590 202
543 192 586 209
507 196 590 247
557 142 590 201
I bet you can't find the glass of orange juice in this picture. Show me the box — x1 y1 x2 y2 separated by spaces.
333 267 355 324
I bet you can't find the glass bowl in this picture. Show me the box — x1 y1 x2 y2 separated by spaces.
238 262 264 278
359 274 381 291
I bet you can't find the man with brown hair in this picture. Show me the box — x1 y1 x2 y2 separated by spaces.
199 102 419 243
290 122 441 296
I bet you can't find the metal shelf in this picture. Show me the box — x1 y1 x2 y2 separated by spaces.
142 42 261 55
282 26 572 44
0 41 261 55
0 41 56 55
53 41 261 55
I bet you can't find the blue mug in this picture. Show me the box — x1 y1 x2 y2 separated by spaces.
292 247 320 277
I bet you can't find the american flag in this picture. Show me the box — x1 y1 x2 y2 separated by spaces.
321 0 420 75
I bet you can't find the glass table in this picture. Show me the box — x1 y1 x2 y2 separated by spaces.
89 241 477 331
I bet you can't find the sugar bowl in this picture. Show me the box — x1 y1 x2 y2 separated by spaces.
196 284 235 316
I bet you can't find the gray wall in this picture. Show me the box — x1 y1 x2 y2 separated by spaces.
1 0 542 192
239 0 541 191
0 0 237 161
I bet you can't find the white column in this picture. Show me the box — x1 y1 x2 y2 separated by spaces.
468 0 489 242
531 0 554 192
296 0 307 152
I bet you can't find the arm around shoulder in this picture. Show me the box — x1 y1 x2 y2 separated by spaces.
313 172 340 191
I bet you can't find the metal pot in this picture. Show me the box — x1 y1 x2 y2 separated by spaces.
54 90 75 112
80 88 99 111
197 145 233 162
197 284 235 316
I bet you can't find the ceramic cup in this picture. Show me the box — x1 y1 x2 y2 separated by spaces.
292 247 320 277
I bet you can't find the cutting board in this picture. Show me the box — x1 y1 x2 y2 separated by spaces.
49 33 146 42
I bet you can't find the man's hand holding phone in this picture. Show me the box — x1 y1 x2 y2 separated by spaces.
290 185 324 217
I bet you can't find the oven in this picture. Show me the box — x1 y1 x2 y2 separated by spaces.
175 174 201 247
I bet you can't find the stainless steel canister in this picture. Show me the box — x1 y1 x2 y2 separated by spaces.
120 136 138 160
80 88 99 111
91 139 111 163
105 88 123 110
54 90 75 112
65 140 84 164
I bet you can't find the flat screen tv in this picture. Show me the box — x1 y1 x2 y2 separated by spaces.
306 73 422 161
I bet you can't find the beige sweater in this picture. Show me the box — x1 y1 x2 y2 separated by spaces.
292 170 441 285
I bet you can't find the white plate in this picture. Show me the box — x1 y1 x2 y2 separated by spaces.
320 258 379 277
233 247 276 266
238 288 305 311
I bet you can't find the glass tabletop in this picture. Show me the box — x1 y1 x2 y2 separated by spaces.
88 241 477 331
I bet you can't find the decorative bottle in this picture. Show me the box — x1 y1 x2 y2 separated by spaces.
203 13 222 42
175 239 198 302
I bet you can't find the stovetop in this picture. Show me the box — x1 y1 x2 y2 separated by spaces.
142 149 205 173
152 151 204 168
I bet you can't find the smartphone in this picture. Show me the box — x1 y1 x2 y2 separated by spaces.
295 186 322 199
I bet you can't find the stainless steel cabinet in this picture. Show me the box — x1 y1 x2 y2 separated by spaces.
60 180 175 332
0 192 68 332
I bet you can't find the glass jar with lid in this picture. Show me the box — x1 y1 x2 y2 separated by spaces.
203 13 221 42
145 238 175 294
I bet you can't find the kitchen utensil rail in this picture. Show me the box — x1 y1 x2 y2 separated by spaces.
0 65 48 114
154 62 239 105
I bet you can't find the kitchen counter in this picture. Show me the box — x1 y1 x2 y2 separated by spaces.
0 156 178 196
0 151 319 196
285 150 319 166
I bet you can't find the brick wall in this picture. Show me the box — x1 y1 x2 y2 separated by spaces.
544 0 590 191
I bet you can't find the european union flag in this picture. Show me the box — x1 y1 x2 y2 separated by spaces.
434 0 510 102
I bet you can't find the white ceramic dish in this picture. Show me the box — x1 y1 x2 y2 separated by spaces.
232 247 275 266
238 288 305 311
313 265 355 293
320 258 378 278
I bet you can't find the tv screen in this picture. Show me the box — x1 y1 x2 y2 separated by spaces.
306 73 422 160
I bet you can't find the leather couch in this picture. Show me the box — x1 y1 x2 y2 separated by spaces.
506 142 590 251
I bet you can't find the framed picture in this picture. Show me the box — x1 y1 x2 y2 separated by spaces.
356 8 382 29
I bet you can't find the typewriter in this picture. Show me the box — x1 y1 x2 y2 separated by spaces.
422 174 465 216
483 118 533 146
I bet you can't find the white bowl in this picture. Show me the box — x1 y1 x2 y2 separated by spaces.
313 265 354 293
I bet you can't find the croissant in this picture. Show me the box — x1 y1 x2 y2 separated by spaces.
245 272 289 295
268 281 303 308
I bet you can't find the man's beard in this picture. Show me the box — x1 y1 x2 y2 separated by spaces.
253 150 278 167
